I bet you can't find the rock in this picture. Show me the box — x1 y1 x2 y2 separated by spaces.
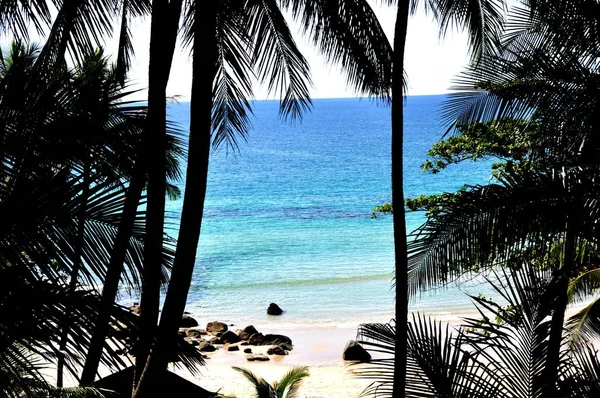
342 340 371 362
181 314 199 328
248 333 265 345
220 330 241 344
267 346 287 356
237 325 259 340
262 334 292 346
198 341 217 352
267 303 283 315
247 354 270 362
178 328 188 337
186 327 207 338
243 348 252 353
240 342 250 346
206 321 228 334
130 305 141 315
227 345 240 352
278 342 293 351
184 338 200 347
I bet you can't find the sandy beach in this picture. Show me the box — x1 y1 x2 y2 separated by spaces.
170 325 379 397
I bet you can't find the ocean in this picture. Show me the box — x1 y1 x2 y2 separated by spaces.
158 95 496 329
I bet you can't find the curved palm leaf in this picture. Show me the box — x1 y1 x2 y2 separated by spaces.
354 316 500 397
441 0 599 158
407 164 600 296
232 366 277 398
246 0 312 120
272 366 309 398
565 299 600 347
567 269 600 305
427 0 505 59
282 0 393 100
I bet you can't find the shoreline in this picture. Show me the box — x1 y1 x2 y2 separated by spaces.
164 315 466 396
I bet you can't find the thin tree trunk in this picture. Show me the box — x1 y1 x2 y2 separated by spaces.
79 167 145 385
392 1 410 396
133 0 183 389
57 161 91 387
542 218 576 396
132 7 217 397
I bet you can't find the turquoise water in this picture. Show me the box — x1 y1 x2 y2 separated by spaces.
159 95 495 328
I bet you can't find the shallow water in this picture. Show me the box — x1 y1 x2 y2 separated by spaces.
130 95 497 327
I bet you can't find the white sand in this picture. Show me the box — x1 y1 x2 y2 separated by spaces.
172 325 376 397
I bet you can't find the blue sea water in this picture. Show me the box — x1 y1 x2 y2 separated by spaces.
160 95 496 328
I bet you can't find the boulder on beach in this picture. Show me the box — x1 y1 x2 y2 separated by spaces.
342 340 371 362
248 332 265 345
186 327 207 339
198 341 217 352
267 303 283 315
267 346 287 356
181 314 199 328
206 321 228 334
278 342 293 351
237 325 259 340
262 334 292 346
220 330 241 344
248 332 292 346
184 338 200 347
247 354 269 362
227 345 240 352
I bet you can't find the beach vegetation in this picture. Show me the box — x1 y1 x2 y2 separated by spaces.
232 366 309 398
389 0 600 395
0 39 187 392
354 265 600 397
384 0 506 392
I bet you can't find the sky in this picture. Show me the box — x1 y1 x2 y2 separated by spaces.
5 2 471 100
105 2 470 101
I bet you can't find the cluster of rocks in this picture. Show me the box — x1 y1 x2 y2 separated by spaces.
178 317 293 362
126 302 371 363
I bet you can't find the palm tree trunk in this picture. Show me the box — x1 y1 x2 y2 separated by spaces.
57 161 91 387
132 7 217 397
543 218 576 396
133 0 183 388
79 167 145 385
392 0 410 396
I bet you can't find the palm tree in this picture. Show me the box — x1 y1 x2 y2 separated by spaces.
0 41 186 391
354 266 600 397
384 0 505 392
405 1 600 393
133 1 394 395
233 366 310 398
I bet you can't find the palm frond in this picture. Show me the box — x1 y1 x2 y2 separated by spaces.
0 0 52 39
567 269 600 305
426 0 505 60
34 0 121 75
210 3 255 151
565 298 600 346
246 0 313 120
232 366 277 398
115 0 151 85
272 366 309 398
281 0 393 100
407 169 570 296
